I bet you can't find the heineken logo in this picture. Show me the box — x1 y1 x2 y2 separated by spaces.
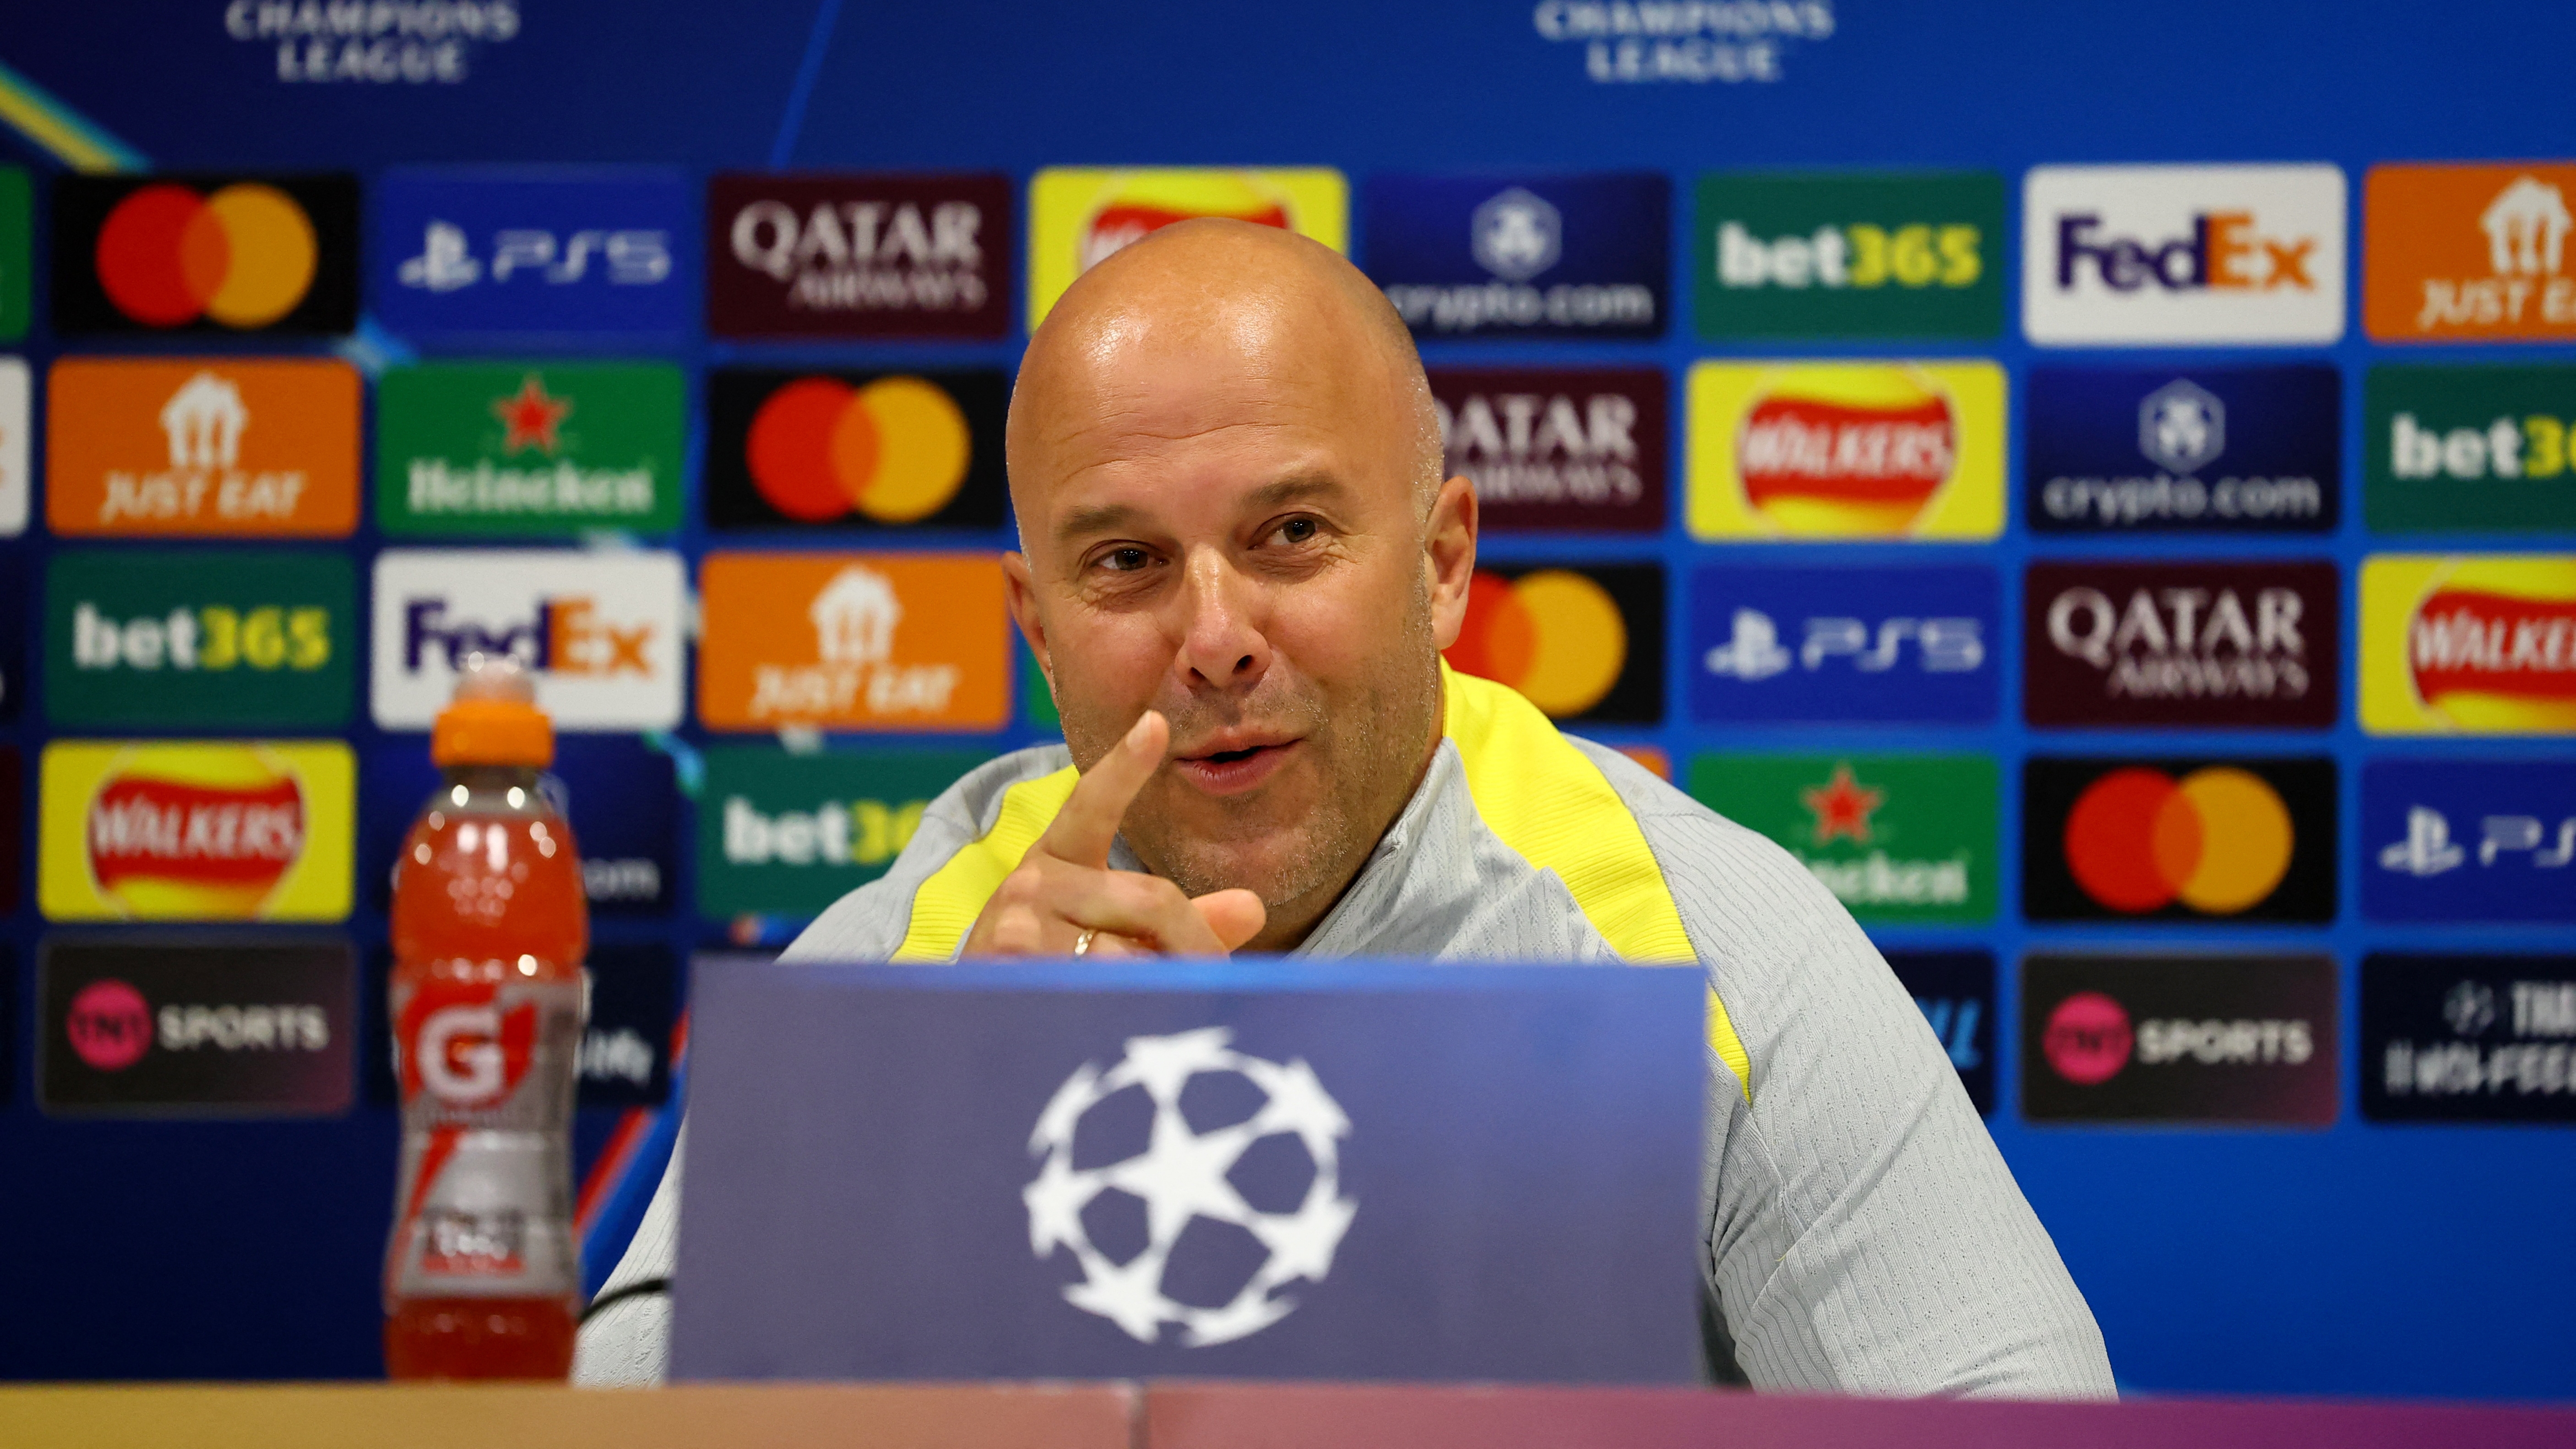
375 362 683 536
1688 753 1996 923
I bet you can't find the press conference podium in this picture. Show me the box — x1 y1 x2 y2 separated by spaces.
6 1382 2574 1449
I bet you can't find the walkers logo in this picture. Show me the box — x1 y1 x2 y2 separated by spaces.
2022 955 2337 1125
698 553 1008 731
1887 951 1996 1116
2025 561 2339 729
375 363 684 536
1429 368 1665 533
698 746 991 917
1366 173 1667 339
0 356 26 537
1029 168 1346 325
47 358 360 537
1690 564 1997 724
2364 163 2576 342
2361 555 2576 734
39 938 353 1118
1686 361 2004 540
2365 366 2576 533
371 168 692 337
361 737 678 917
1687 754 1997 925
2365 760 2576 924
2364 955 2576 1124
38 740 355 922
2023 756 2335 923
1695 171 2002 339
0 165 25 341
704 369 1006 532
52 174 359 335
1444 564 1661 724
45 549 355 729
370 550 685 730
709 174 1011 338
2022 165 2345 347
2027 365 2339 533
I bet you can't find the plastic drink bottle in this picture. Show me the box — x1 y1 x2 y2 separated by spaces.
384 656 587 1378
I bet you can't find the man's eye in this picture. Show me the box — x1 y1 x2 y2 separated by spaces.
1272 517 1319 545
1100 547 1152 573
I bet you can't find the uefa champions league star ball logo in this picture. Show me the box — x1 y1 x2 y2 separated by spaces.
1023 1027 1357 1346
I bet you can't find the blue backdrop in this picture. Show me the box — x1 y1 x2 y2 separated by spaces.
0 0 2569 1399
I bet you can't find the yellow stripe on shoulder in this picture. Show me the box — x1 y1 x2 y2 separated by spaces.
1441 665 1753 1101
891 765 1081 962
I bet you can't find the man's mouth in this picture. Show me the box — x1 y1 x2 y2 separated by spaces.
1171 731 1302 796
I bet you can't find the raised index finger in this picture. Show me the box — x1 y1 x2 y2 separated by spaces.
1038 710 1166 868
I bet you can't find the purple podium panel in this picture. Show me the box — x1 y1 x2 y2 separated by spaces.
1145 1383 2576 1449
671 958 1706 1383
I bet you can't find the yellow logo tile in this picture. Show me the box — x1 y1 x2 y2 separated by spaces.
40 740 355 921
1686 359 2005 540
2361 554 2576 734
1027 168 1347 326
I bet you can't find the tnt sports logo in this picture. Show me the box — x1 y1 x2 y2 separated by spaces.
1029 169 1347 325
37 740 355 923
698 552 1008 732
2360 555 2576 734
1366 173 1667 340
1442 564 1660 723
371 550 685 730
53 174 358 336
1686 361 2005 540
371 168 691 338
748 376 970 523
2042 991 2132 1085
47 358 360 537
2366 164 2576 341
1697 171 2004 340
2023 165 2345 346
1025 1027 1356 1347
2024 757 2334 925
1690 564 1996 725
65 978 152 1071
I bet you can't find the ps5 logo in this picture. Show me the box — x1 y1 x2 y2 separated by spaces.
397 220 672 293
2377 806 2576 876
1703 607 1985 680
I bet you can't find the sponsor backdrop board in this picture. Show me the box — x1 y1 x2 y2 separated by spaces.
0 0 2569 1403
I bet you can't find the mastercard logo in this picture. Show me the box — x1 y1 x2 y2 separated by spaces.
1736 366 1956 537
1445 569 1627 718
1079 173 1293 274
746 375 972 524
2062 765 2293 916
93 183 317 330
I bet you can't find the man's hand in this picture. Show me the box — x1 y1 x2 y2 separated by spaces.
961 711 1267 957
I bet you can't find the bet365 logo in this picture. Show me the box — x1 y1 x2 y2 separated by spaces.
1696 172 2003 340
45 548 354 729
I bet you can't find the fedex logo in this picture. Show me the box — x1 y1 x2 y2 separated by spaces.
2025 165 2345 347
371 549 683 730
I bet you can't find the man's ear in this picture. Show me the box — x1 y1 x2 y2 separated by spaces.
1001 552 1055 701
1424 474 1478 651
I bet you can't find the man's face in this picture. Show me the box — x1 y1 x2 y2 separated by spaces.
1006 300 1451 921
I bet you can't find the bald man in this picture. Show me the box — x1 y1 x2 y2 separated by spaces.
578 220 2114 1396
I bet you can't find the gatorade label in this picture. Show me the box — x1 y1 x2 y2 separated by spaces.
386 975 584 1298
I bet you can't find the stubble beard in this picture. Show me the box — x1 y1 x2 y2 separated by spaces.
1089 587 1444 916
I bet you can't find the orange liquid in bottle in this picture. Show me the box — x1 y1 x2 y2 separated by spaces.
384 764 588 1380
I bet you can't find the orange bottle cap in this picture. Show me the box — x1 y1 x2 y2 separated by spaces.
431 654 554 768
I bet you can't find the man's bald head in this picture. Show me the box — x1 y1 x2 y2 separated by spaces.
1008 218 1444 521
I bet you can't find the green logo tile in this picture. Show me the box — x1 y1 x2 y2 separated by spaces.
374 361 684 536
1694 171 2004 340
2365 364 2576 533
1021 642 1059 730
45 548 356 728
0 166 27 343
1688 752 1998 924
697 745 989 918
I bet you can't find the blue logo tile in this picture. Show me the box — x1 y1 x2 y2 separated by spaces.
1690 563 1998 724
1364 173 1668 339
2025 363 2339 532
370 167 696 338
2363 760 2576 923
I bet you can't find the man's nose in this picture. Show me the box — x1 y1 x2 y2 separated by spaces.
1170 547 1271 691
